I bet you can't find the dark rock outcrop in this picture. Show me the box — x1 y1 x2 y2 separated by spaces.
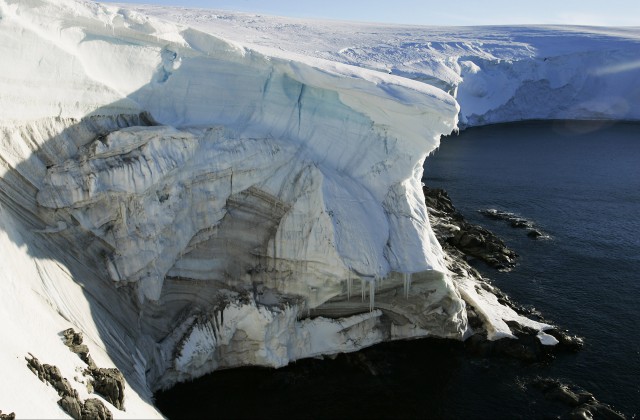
423 187 461 219
424 186 518 270
62 328 96 369
25 353 114 420
61 328 125 410
59 395 83 420
448 224 518 270
89 368 125 411
26 354 78 399
532 378 625 419
423 185 608 417
527 229 544 239
424 185 585 361
0 411 16 420
82 399 113 420
545 329 584 352
479 208 549 239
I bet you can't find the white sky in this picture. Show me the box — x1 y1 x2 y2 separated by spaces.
101 0 640 26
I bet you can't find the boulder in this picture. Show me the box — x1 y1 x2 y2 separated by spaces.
58 395 83 420
82 399 113 420
532 378 625 420
87 368 125 411
0 411 16 420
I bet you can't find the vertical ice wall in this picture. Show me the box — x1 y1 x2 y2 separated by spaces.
12 0 459 304
0 0 470 408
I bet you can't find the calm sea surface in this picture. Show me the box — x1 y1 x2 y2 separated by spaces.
156 121 640 418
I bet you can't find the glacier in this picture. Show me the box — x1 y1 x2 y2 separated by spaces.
1 0 639 418
134 7 640 126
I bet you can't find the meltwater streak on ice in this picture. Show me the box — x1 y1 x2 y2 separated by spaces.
424 121 640 416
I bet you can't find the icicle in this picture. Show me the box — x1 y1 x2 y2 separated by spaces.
347 274 352 300
369 280 375 312
403 273 408 298
403 273 413 299
361 278 366 301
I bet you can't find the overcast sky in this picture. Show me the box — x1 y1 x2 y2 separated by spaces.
101 0 640 26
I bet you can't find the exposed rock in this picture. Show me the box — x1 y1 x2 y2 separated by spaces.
448 224 518 270
423 187 462 220
479 208 549 239
61 328 125 410
26 353 114 420
464 324 555 363
59 395 83 420
0 411 16 420
87 368 125 411
424 186 586 363
25 354 77 399
62 328 96 369
532 378 625 419
82 399 113 420
424 187 518 270
570 403 627 420
545 329 585 352
527 229 544 239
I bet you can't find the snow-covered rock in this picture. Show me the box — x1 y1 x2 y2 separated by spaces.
3 0 634 418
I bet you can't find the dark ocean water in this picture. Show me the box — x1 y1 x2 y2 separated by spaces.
422 121 640 417
156 121 640 419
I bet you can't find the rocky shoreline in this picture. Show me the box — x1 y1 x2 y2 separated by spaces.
423 186 584 358
155 185 625 419
424 187 518 270
479 208 548 239
424 185 624 419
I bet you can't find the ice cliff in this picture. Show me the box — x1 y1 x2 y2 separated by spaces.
1 0 637 418
136 7 640 126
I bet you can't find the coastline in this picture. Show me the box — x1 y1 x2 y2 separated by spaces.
155 185 624 420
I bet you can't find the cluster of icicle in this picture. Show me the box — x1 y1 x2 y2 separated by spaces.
345 273 413 311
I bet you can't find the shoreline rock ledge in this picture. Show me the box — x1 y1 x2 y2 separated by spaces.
424 185 584 360
424 187 518 270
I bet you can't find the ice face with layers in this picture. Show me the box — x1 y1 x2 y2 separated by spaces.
0 0 586 417
0 0 469 411
31 14 459 304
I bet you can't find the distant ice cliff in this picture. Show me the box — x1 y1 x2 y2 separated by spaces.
134 7 640 126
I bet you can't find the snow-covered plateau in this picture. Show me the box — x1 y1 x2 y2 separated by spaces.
0 0 638 417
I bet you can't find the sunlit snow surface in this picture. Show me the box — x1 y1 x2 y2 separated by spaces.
1 0 639 417
126 6 640 125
